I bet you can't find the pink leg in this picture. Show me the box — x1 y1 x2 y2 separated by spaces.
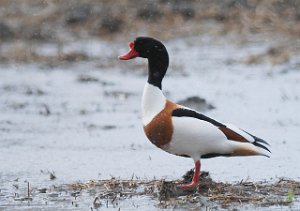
178 160 201 189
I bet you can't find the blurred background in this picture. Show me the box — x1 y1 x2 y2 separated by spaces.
1 0 300 210
1 0 300 64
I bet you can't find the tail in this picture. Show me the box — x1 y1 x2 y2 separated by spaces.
230 137 271 158
242 130 271 157
252 136 271 158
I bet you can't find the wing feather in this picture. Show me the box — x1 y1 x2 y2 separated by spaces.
172 108 270 153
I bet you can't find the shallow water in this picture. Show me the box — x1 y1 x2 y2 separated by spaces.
0 36 300 210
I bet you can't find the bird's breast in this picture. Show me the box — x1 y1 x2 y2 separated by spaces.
143 100 178 148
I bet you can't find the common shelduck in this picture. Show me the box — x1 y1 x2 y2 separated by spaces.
118 37 271 189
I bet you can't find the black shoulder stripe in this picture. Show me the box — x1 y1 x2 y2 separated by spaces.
172 108 225 127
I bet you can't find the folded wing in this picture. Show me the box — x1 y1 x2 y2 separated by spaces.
172 108 271 156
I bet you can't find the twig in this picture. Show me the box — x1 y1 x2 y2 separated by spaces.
27 182 30 198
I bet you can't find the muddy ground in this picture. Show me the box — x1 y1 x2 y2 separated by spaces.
1 36 300 210
2 172 300 210
1 0 300 210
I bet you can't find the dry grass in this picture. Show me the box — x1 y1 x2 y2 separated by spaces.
0 41 89 64
2 0 300 64
1 0 300 42
63 172 300 209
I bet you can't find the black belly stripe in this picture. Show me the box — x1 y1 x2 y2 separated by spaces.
201 153 231 159
177 154 190 158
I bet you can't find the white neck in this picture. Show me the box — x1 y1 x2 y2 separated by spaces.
141 83 166 126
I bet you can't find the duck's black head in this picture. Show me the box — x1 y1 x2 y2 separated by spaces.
119 37 169 89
